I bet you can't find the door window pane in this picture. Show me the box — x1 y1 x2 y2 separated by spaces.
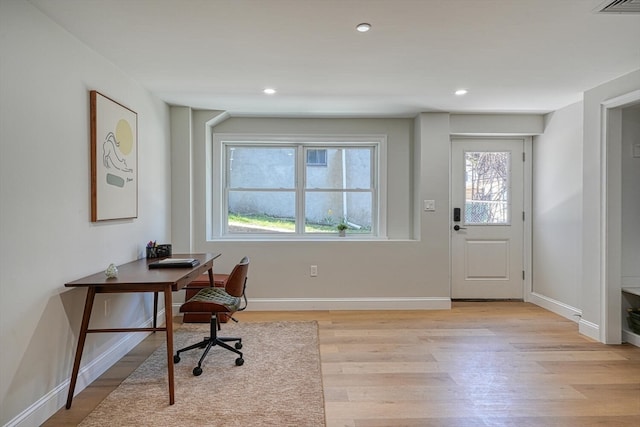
464 151 510 224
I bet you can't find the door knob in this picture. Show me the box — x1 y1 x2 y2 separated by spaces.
453 225 467 231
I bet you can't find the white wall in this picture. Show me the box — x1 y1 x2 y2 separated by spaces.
0 1 171 425
531 102 583 313
621 106 640 287
195 115 451 304
581 69 640 342
167 111 455 308
169 111 543 310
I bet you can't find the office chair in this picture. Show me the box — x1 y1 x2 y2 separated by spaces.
174 256 249 376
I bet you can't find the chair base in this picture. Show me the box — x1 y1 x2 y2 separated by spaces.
174 314 244 376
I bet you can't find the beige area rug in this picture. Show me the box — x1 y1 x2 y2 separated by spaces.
79 321 325 426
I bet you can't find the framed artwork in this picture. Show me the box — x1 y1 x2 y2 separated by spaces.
90 90 138 221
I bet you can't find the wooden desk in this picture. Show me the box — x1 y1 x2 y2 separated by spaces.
64 253 220 409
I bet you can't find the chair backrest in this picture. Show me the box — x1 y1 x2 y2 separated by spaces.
224 256 249 298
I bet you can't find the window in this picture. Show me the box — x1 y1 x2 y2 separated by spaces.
306 149 327 166
216 135 385 238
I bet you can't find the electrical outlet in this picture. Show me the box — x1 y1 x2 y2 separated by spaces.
310 265 318 277
104 299 110 317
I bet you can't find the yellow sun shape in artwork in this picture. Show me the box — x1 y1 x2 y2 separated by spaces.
115 119 133 155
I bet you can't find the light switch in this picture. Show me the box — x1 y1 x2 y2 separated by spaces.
634 144 640 158
423 200 435 211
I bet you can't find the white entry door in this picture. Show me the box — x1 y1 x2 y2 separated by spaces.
451 139 525 299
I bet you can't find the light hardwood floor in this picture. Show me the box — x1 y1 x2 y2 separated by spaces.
44 302 640 426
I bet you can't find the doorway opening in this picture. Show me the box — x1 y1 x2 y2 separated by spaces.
601 90 640 345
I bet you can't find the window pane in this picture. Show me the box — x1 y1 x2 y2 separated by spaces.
306 147 372 189
228 191 295 233
464 151 510 224
228 146 295 189
304 191 372 234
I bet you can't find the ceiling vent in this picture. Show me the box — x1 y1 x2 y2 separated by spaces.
596 0 640 13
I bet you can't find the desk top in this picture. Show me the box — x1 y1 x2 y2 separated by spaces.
623 287 640 297
65 253 221 291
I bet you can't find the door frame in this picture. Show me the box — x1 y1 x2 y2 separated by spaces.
449 136 532 301
600 89 640 344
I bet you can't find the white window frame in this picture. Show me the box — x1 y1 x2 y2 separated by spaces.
210 134 387 240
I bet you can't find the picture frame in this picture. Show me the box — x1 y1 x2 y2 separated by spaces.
90 90 138 221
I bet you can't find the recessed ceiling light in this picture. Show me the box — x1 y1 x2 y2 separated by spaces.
455 89 468 96
356 23 371 32
263 88 276 95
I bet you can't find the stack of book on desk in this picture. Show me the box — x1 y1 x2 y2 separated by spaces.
148 258 200 269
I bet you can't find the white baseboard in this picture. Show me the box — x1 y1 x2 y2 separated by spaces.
175 296 451 312
529 292 602 341
579 318 600 341
6 311 164 427
528 292 582 322
241 297 451 311
622 328 640 347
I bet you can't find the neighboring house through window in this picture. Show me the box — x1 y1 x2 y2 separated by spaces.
213 134 386 238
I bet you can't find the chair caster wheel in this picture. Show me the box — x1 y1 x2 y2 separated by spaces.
193 366 203 376
235 342 243 350
173 355 180 363
235 357 244 366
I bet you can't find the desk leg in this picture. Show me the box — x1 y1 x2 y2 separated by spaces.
153 292 158 330
207 268 214 287
164 286 175 405
66 287 96 409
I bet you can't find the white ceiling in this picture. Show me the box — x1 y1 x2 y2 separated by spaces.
29 0 640 117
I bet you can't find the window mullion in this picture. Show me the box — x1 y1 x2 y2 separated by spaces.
296 144 305 234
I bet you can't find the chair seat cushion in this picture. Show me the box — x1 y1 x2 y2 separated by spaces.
180 286 242 313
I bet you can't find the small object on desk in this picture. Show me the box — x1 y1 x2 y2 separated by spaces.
146 240 157 258
105 263 118 278
156 244 172 257
149 258 200 269
146 242 172 258
146 247 157 258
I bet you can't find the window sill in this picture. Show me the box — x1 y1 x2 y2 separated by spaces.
210 235 391 242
